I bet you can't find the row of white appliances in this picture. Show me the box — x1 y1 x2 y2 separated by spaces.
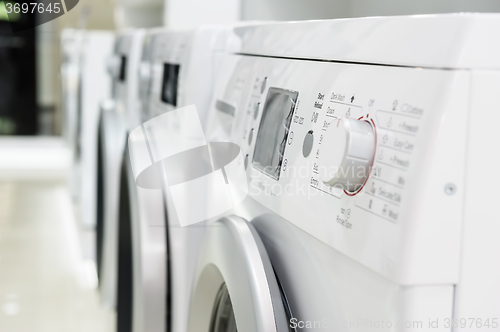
60 29 114 229
62 13 500 332
96 26 238 332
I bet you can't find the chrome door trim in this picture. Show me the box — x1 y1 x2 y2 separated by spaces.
188 215 289 332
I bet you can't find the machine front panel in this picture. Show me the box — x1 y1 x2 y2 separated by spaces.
206 54 468 285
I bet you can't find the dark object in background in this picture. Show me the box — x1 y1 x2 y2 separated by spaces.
161 63 180 106
0 2 37 135
119 55 127 82
5 0 66 33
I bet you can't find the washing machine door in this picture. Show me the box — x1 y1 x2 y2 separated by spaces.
189 215 291 332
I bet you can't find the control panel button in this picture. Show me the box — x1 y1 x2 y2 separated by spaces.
260 77 267 93
244 154 249 169
303 130 314 157
248 128 254 145
319 118 375 192
253 102 260 119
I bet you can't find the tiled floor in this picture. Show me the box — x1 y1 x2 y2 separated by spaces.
0 180 114 332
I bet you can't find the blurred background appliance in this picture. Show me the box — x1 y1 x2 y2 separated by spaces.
0 5 37 135
60 29 83 151
60 28 84 197
74 30 114 229
97 28 145 312
116 28 168 332
125 25 241 332
190 14 500 332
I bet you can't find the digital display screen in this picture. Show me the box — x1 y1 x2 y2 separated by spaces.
161 63 180 106
253 87 298 180
118 56 127 82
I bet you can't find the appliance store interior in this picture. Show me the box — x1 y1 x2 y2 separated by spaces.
0 0 499 331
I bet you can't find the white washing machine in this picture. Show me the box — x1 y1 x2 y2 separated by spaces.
97 28 145 309
60 28 84 199
116 27 169 332
188 14 500 332
126 26 238 332
75 30 114 229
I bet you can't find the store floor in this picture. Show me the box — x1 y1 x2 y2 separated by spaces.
0 180 115 331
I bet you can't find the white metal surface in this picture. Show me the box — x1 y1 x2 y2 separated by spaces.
454 71 500 332
163 0 240 29
233 13 500 69
126 156 167 332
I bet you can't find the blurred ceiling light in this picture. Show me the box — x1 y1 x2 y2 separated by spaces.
2 302 20 316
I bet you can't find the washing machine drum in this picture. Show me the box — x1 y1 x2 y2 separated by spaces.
189 216 293 332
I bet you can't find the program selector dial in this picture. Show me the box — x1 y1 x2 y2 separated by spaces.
319 117 375 193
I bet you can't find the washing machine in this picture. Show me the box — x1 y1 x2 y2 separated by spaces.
97 28 146 309
115 27 169 332
125 26 238 332
74 30 114 229
60 28 84 198
188 14 500 332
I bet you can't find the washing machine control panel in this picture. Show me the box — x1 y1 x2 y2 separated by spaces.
148 30 191 119
208 54 468 284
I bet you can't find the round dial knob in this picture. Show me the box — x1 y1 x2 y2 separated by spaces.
319 117 375 193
